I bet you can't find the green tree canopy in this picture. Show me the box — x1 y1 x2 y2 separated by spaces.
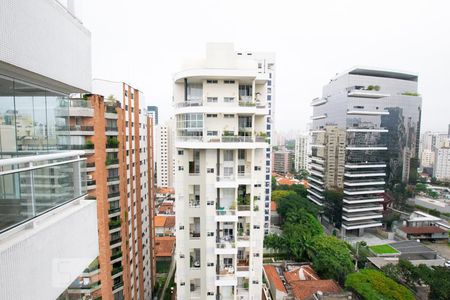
285 208 323 236
345 269 415 300
310 236 353 284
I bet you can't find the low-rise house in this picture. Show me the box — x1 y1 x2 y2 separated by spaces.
155 215 175 236
157 202 175 215
155 236 175 274
396 211 448 242
263 265 288 300
263 264 351 300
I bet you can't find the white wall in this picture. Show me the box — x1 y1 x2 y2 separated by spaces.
0 199 98 300
0 0 91 92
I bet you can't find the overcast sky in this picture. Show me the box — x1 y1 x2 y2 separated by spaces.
82 0 450 133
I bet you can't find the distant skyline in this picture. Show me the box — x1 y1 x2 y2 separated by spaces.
82 0 450 132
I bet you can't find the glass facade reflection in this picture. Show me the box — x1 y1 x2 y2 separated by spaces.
309 68 422 236
0 74 70 157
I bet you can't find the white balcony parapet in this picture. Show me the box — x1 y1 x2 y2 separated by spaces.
344 180 385 186
309 182 324 192
0 151 87 234
344 172 386 177
342 221 383 230
343 197 384 204
344 189 385 196
345 163 387 169
308 189 324 199
347 128 389 133
343 205 383 213
308 176 324 185
310 97 328 106
307 194 323 206
346 146 388 151
347 89 390 98
347 110 389 115
342 213 383 221
311 114 327 120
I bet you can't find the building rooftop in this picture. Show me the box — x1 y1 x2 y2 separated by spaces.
331 66 418 82
155 236 175 257
399 226 447 234
389 240 437 254
156 187 175 194
284 265 319 283
263 265 287 293
154 216 175 228
158 203 174 215
291 279 342 300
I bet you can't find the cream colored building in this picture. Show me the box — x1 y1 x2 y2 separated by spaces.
173 43 273 299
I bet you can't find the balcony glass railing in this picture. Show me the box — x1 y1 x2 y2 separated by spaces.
0 151 87 234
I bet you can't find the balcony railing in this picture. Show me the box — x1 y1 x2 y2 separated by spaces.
175 100 203 108
0 151 86 234
57 125 94 132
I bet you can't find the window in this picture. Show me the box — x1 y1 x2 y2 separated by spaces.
207 232 214 237
224 114 234 118
224 80 235 84
207 97 218 103
207 131 218 136
207 168 215 173
224 167 233 177
207 201 214 206
224 150 233 161
207 292 214 296
254 166 261 171
179 226 184 230
206 114 217 118
224 97 234 103
238 149 246 160
178 166 184 171
206 79 218 84
207 262 214 267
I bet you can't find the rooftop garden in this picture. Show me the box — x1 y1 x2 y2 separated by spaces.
369 244 399 255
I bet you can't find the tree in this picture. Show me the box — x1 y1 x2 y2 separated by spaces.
323 189 343 228
310 236 353 284
276 192 318 221
271 176 277 190
271 190 296 202
345 269 415 300
382 260 450 300
285 208 323 237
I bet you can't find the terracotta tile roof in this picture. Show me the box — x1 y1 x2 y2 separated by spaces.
271 201 277 212
263 265 287 293
155 236 175 257
275 177 308 187
164 216 175 227
158 203 174 214
155 216 175 228
156 187 175 194
284 265 319 283
400 226 447 234
291 280 342 300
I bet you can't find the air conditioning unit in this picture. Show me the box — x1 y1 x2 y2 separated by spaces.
87 175 93 180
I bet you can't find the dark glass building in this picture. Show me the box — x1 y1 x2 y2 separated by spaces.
308 68 422 236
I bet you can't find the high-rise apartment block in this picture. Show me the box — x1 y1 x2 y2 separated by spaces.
272 150 294 175
84 79 155 300
58 81 155 300
309 68 422 236
434 147 450 181
0 0 98 299
147 106 159 125
156 119 175 188
294 134 309 172
173 43 273 299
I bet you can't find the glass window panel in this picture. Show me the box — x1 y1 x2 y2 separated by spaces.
0 75 17 157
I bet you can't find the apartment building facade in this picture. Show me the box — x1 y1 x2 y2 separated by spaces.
173 43 273 299
86 80 154 300
294 134 309 172
156 119 175 188
272 150 294 175
0 0 98 299
308 67 422 236
433 147 450 181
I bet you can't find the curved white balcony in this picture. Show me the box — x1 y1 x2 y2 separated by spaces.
347 128 389 133
308 176 324 185
343 205 383 213
347 110 389 116
344 172 386 177
310 97 327 106
344 180 385 186
344 188 385 196
343 197 384 204
311 114 327 120
346 146 387 151
309 182 324 192
342 212 383 221
347 89 390 99
310 170 324 178
345 163 386 169
307 194 323 206
341 221 383 230
174 68 260 83
310 163 324 171
308 189 324 199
